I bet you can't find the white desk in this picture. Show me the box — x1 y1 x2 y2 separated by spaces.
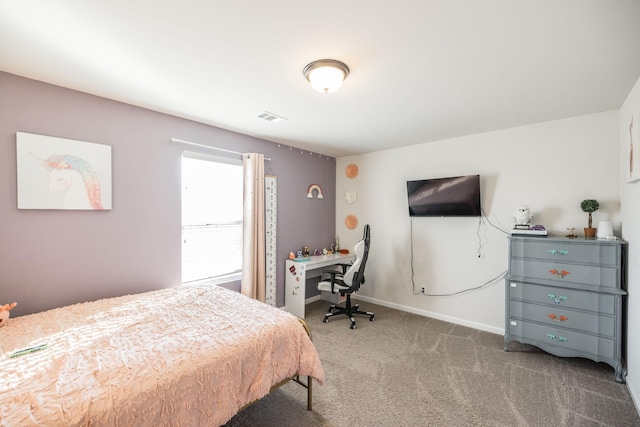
285 253 355 318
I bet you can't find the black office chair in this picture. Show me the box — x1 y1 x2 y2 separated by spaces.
317 224 374 329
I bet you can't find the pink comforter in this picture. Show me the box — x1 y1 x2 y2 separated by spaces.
0 285 324 426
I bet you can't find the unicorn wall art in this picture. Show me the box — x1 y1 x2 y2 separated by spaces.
16 132 112 210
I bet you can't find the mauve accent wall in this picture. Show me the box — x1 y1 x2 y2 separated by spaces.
0 72 336 316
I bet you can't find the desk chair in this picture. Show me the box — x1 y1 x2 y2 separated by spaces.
317 224 375 329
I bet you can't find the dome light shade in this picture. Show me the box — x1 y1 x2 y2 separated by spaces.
303 59 350 94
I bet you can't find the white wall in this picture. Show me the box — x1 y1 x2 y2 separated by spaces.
619 75 640 411
336 110 620 334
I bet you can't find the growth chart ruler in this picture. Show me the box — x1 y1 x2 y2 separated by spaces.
265 175 277 307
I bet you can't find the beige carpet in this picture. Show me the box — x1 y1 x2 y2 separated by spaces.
224 300 639 426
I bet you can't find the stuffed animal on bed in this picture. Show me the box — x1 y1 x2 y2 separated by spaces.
0 302 17 328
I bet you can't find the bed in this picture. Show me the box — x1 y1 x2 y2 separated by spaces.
0 284 324 426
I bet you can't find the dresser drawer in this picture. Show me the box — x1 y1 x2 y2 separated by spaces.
509 300 614 337
508 319 614 360
509 258 618 287
510 239 619 266
508 282 615 315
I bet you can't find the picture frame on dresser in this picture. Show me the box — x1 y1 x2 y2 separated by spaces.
504 235 627 383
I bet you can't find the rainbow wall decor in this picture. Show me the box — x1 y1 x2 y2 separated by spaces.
306 184 323 199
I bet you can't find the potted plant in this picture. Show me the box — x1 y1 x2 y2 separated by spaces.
580 199 599 237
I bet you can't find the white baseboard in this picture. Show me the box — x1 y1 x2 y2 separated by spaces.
306 295 322 304
626 376 640 417
306 294 503 336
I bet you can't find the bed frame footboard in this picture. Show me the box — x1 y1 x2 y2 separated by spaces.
291 375 313 410
296 318 314 410
241 318 316 413
280 318 314 410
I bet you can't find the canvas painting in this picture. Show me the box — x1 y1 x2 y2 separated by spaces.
628 106 640 184
16 132 112 210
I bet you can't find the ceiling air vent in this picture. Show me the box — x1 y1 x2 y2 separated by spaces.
258 111 287 123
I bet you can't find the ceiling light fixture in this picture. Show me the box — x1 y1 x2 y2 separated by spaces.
303 59 350 94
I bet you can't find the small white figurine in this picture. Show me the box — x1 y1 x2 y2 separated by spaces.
513 205 533 228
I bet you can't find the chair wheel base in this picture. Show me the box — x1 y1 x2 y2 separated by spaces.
320 297 374 329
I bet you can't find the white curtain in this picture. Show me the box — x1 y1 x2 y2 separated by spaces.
241 153 265 301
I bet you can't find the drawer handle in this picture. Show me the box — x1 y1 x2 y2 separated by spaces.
549 269 570 278
548 313 568 322
549 249 570 256
547 293 568 304
547 333 568 342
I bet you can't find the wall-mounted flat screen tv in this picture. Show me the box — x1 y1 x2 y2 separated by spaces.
407 174 481 217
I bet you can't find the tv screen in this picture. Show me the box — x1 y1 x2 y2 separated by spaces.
407 175 481 217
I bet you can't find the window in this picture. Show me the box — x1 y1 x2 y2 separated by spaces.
181 152 243 284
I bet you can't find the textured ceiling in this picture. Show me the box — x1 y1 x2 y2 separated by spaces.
2 1 640 157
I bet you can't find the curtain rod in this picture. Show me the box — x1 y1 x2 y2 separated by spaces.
171 137 271 161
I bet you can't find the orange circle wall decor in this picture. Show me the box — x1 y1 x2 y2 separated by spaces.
345 163 359 179
345 215 358 230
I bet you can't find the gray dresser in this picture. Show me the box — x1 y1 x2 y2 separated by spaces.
504 235 627 382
